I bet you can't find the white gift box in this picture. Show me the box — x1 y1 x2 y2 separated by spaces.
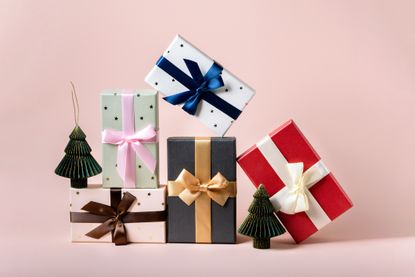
70 185 166 243
145 35 255 136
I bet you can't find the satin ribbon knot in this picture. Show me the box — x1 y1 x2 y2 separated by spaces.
169 169 234 207
162 58 224 115
198 183 209 192
156 57 242 120
277 162 329 214
102 124 157 187
82 192 136 245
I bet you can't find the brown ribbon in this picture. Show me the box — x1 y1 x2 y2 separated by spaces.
167 137 236 243
70 189 166 245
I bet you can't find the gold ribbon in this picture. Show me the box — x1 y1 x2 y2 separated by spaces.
167 137 236 243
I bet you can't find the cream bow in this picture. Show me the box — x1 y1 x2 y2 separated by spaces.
277 162 329 214
168 169 236 206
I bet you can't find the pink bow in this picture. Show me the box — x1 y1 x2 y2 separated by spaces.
102 93 157 188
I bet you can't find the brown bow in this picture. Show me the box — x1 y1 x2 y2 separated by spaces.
81 191 136 245
168 169 236 206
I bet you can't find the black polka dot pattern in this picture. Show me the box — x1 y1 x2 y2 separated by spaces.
102 91 160 189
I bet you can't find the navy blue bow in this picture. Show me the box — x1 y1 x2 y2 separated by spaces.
156 57 242 120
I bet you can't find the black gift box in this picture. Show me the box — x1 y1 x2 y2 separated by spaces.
167 137 237 243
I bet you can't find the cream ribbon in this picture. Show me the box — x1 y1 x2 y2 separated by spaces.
257 135 331 229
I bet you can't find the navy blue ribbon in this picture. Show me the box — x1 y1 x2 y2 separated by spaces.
156 56 242 120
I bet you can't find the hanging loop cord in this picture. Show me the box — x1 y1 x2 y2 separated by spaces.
70 81 80 126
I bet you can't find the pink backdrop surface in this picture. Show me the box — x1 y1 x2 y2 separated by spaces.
1 0 414 276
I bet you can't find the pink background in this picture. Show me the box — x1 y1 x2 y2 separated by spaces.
1 0 414 276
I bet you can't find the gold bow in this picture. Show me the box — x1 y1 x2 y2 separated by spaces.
168 169 236 207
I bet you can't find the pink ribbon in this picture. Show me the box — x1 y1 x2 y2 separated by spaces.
102 93 157 188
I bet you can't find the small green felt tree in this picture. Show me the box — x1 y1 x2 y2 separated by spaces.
238 184 286 249
55 125 102 188
55 82 102 188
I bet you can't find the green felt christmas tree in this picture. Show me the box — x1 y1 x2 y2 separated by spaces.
55 125 102 188
238 184 286 249
55 82 102 188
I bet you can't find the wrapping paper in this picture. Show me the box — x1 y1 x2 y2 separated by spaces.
101 90 159 188
237 120 353 243
167 137 237 243
70 185 166 243
145 35 255 136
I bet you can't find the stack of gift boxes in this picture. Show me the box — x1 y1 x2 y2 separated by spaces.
70 90 167 244
64 35 352 246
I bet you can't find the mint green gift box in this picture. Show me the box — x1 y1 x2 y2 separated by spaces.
101 89 159 188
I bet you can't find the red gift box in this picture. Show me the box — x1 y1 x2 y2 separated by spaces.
237 120 353 243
